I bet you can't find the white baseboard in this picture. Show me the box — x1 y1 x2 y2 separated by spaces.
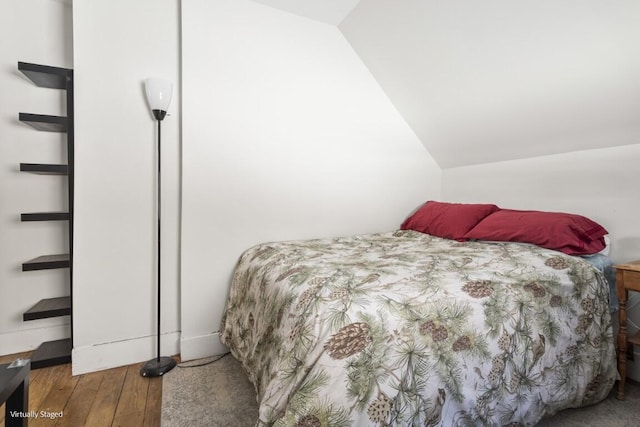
72 331 180 376
0 324 70 355
180 331 228 362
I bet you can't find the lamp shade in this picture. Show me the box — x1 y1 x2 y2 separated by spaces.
144 78 173 113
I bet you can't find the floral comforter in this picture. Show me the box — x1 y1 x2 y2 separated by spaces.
220 230 616 426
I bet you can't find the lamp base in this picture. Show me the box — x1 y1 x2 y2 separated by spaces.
140 356 177 377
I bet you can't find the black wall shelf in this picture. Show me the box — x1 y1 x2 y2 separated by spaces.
17 61 74 369
20 163 68 175
19 113 68 132
23 296 71 321
30 339 72 369
21 212 69 222
18 62 71 90
22 254 70 271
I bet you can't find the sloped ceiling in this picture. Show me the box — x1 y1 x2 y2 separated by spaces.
251 0 360 25
246 1 639 168
340 0 640 167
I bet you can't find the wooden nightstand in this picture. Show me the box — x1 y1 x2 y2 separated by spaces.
615 261 640 400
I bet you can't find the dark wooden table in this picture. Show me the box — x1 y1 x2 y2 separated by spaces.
0 361 30 427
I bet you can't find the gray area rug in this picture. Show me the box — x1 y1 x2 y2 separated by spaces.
162 354 640 426
161 354 258 427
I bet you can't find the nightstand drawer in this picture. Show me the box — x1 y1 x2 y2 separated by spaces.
619 270 640 291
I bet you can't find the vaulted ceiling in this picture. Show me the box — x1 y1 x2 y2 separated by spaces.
250 0 360 25
255 0 640 168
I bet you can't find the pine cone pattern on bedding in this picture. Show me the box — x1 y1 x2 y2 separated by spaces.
462 280 494 298
328 288 349 301
488 355 506 383
576 314 591 335
549 295 563 307
431 324 449 342
295 414 321 427
220 231 616 426
295 287 319 311
566 345 579 359
544 256 570 270
324 322 372 360
419 320 436 336
419 320 449 342
585 374 603 399
498 330 512 352
524 281 547 298
367 393 392 424
508 372 522 391
581 297 596 313
295 277 330 310
452 335 472 352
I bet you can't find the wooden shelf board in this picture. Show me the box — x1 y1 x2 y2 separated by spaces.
20 163 68 175
23 296 71 321
30 338 72 369
19 113 68 132
18 61 72 89
21 212 69 222
22 254 70 271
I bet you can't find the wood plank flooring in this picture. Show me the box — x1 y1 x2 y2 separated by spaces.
0 352 165 427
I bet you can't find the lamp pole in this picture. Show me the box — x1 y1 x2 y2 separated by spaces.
155 110 163 364
141 79 176 377
156 114 161 364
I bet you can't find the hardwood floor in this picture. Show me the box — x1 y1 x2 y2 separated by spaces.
0 352 164 427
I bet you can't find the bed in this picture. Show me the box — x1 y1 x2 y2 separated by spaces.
220 203 617 426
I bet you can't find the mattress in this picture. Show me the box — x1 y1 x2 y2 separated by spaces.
220 230 616 426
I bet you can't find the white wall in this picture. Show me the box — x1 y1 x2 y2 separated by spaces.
443 144 640 379
71 0 181 374
180 0 440 360
443 145 640 262
0 0 72 355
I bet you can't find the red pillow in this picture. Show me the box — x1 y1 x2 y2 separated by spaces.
401 201 500 241
464 209 607 255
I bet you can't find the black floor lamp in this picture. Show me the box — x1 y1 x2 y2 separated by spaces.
140 77 176 377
